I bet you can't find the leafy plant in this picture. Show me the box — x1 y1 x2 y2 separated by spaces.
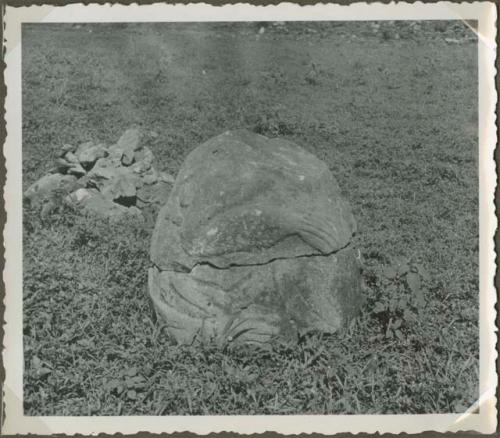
371 257 432 340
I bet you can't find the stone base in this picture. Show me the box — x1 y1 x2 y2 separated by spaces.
148 245 362 347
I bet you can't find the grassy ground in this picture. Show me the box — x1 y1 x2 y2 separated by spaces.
22 21 479 415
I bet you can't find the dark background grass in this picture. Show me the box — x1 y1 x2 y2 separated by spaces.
22 21 479 415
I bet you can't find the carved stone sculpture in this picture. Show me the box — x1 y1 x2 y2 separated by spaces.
149 130 362 346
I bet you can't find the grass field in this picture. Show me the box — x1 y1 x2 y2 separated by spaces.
22 21 479 415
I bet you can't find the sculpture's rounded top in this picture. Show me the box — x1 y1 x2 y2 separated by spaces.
151 130 356 269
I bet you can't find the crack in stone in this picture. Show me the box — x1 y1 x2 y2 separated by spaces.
151 241 352 274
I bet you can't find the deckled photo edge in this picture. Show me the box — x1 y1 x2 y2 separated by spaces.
2 2 497 435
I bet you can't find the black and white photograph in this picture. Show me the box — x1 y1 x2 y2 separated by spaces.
2 2 497 435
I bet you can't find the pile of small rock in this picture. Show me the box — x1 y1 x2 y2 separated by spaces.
24 129 174 220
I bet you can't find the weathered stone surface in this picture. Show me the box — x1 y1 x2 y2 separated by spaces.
133 147 154 170
107 146 125 167
113 128 141 166
24 174 77 204
78 144 108 169
101 171 137 204
67 163 87 177
121 152 135 166
149 246 361 346
75 141 95 156
71 187 93 203
151 130 356 270
137 181 172 208
118 128 141 153
63 152 87 177
55 158 73 173
67 188 141 220
159 171 175 184
81 194 129 218
65 151 80 165
142 167 158 185
131 147 155 176
149 130 362 346
87 157 119 183
88 159 140 202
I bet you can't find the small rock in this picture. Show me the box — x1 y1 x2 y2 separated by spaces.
132 148 154 174
76 141 95 156
65 152 80 164
74 174 92 191
134 146 154 166
78 145 108 170
55 158 73 173
143 148 154 166
57 144 76 158
114 129 141 166
79 191 133 218
121 151 135 166
63 147 90 173
128 206 144 219
160 172 175 184
69 188 93 203
137 181 171 208
135 176 144 189
117 128 141 153
88 158 117 183
142 167 158 185
131 161 150 174
107 146 125 167
67 163 87 177
102 172 137 204
66 187 139 220
24 174 77 204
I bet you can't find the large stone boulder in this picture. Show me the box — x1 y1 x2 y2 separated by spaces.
149 130 362 346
